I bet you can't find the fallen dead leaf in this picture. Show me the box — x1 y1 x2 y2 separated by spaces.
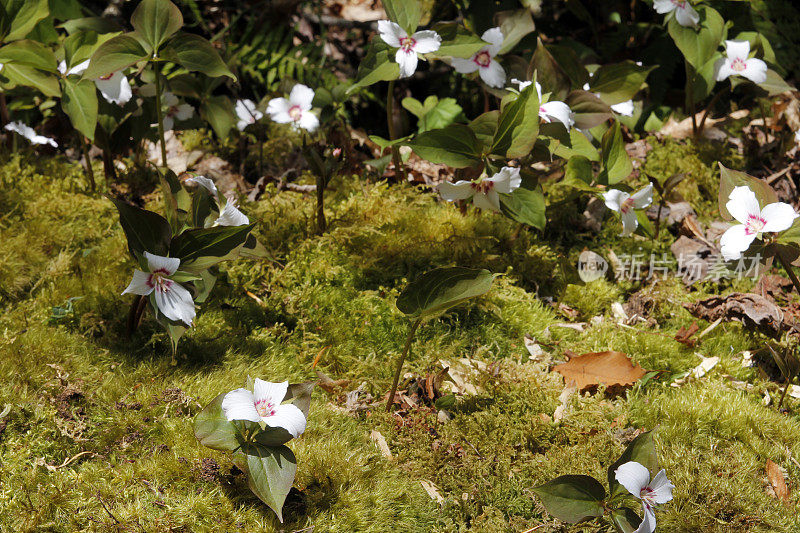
553 351 646 393
524 335 548 363
675 322 700 347
420 480 445 504
553 382 577 422
685 293 788 338
766 459 790 504
439 358 487 396
370 430 392 459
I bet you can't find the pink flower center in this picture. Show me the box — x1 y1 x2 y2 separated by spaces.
471 180 494 195
745 213 766 235
731 57 747 72
639 487 657 507
474 51 492 68
255 398 276 418
288 105 303 121
620 197 635 214
399 36 416 52
99 73 114 81
147 269 173 293
671 0 686 8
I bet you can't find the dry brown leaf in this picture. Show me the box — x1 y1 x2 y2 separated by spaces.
766 459 790 504
675 321 700 347
685 293 787 338
554 351 646 392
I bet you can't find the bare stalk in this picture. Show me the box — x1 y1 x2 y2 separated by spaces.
386 317 422 412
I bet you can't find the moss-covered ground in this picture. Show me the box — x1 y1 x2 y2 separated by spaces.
1 135 799 532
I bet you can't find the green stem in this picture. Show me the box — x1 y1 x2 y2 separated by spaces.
698 86 730 133
153 61 168 168
387 317 422 412
386 80 405 182
316 173 326 234
80 135 96 192
685 61 697 137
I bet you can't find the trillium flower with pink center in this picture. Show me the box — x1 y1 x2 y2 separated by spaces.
603 185 653 236
214 198 250 227
162 92 194 131
719 186 798 260
4 121 58 147
615 461 675 533
653 0 699 27
235 99 263 131
715 40 767 84
267 84 319 133
377 20 442 78
221 379 307 439
533 81 574 129
438 166 521 212
122 252 196 326
451 28 506 89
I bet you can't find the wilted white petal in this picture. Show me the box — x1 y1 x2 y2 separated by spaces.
145 252 180 275
438 180 474 201
479 60 506 88
214 200 250 226
648 470 675 505
154 281 196 325
603 189 628 212
631 184 653 209
761 202 799 233
396 48 418 78
720 224 755 261
411 30 441 54
615 461 651 498
267 403 307 437
377 20 404 48
726 186 761 225
122 270 154 296
289 84 315 111
221 388 261 422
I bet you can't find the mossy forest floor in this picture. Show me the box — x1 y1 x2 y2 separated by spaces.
1 135 800 532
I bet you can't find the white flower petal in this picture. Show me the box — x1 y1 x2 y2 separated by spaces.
253 379 289 405
511 78 533 92
214 200 250 226
235 99 262 129
438 180 474 201
714 58 734 82
175 103 194 121
633 504 657 533
761 202 799 233
488 167 521 194
615 461 651 498
67 59 90 76
396 48 418 78
145 252 180 275
540 101 575 129
377 20 404 48
720 224 756 261
221 388 261 422
4 121 57 147
473 190 501 212
648 469 675 504
451 56 479 74
620 207 639 236
631 184 653 209
266 403 307 438
185 175 218 196
479 59 506 88
289 84 315 110
162 116 174 131
675 2 700 27
411 30 441 54
481 27 504 57
96 72 132 105
603 189 629 212
267 97 292 123
726 186 761 225
162 92 178 107
740 58 768 84
122 270 154 296
653 0 676 14
725 40 751 62
153 280 196 326
611 100 635 116
297 110 319 132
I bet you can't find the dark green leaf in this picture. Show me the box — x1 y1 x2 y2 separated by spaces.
1 62 60 96
612 506 643 533
532 475 606 523
718 163 777 221
83 34 150 79
598 122 632 185
499 185 546 230
237 443 297 523
109 197 172 258
59 17 123 35
193 392 243 452
468 110 499 146
284 382 315 419
61 78 98 140
161 32 235 80
408 124 482 168
589 61 656 106
667 5 724 69
190 187 214 228
349 41 399 91
608 430 658 499
566 90 613 130
169 224 255 266
431 22 486 59
491 84 540 158
396 266 494 319
200 94 237 139
131 0 183 52
565 155 593 184
530 37 571 101
496 9 535 55
382 0 420 34
0 39 57 71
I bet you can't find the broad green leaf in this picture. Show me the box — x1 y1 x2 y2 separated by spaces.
190 186 214 228
1 62 60 96
589 61 656 106
718 163 777 220
193 269 216 304
237 443 297 523
402 95 464 133
131 0 183 52
530 37 570 101
667 5 724 69
408 124 482 168
396 266 494 319
496 9 535 55
285 382 315 418
61 78 98 140
160 33 235 80
59 17 123 35
5 0 49 42
532 475 606 523
200 94 237 139
468 110 499 146
598 122 632 185
608 430 658 499
548 128 599 161
757 69 794 96
491 84 540 158
565 155 593 184
547 44 589 88
109 197 172 258
169 224 255 266
566 90 613 130
612 506 643 533
83 34 150 79
349 41 399 92
776 218 800 247
499 185 546 230
0 39 57 71
431 22 486 59
687 54 720 103
63 29 120 69
193 392 242 452
382 0 420 34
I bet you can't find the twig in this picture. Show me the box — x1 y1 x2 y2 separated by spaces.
95 492 121 524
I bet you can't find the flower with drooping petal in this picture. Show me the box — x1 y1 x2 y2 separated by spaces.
58 59 90 77
235 99 263 131
534 81 574 129
4 121 58 148
95 71 133 105
267 84 319 132
438 166 521 212
603 185 653 236
221 379 307 438
653 0 699 27
122 252 196 326
715 40 767 84
451 27 506 89
719 185 798 260
377 20 442 78
611 100 635 117
161 92 194 131
214 198 250 227
615 461 675 533
185 175 218 197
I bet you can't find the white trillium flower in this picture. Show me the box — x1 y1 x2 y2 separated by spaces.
438 166 521 212
58 59 90 77
603 185 653 236
185 175 218 197
267 84 319 132
451 27 506 89
95 71 132 105
715 40 767 84
4 121 58 147
615 461 675 533
214 198 250 227
221 379 307 438
534 81 575 129
719 186 798 261
122 252 196 326
162 92 194 131
235 99 263 131
653 0 700 27
377 20 442 78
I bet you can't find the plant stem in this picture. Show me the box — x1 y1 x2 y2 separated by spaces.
685 61 697 137
316 173 327 234
654 198 664 239
698 86 730 133
153 61 168 168
777 380 791 411
80 135 96 192
386 80 405 182
387 317 423 412
777 251 800 298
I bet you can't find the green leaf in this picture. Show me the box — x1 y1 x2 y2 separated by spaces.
566 89 613 130
285 382 315 419
608 430 658 499
5 0 49 42
468 110 499 146
548 127 600 161
396 266 494 319
131 0 183 53
83 34 150 79
0 39 57 71
169 224 255 267
59 17 123 35
160 32 235 80
0 61 60 96
349 41 399 92
190 186 214 228
63 29 120 69
532 475 606 523
109 197 172 258
588 61 656 106
491 84 540 158
565 155 593 184
687 55 720 103
193 392 242 452
61 78 98 140
598 121 632 185
667 5 724 69
717 163 777 221
499 184 546 230
382 0 420 34
529 37 571 101
757 69 795 96
430 22 486 59
612 506 643 533
200 94 237 139
496 9 535 55
237 443 297 523
408 124 482 168
402 95 464 133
